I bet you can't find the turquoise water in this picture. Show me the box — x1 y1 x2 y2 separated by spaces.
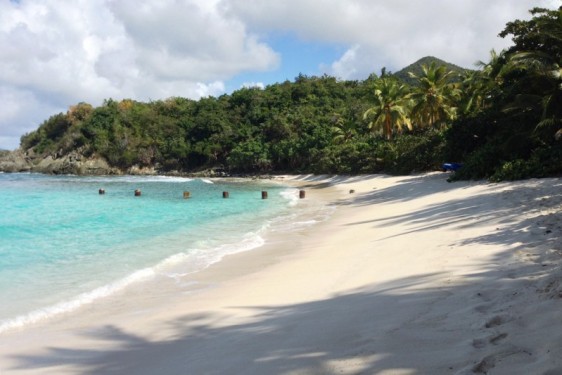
0 173 329 332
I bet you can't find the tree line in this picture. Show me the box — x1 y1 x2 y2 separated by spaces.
20 6 562 180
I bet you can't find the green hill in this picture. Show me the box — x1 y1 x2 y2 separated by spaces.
393 56 471 85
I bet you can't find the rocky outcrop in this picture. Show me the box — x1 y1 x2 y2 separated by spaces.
127 165 157 175
32 153 120 175
0 150 233 177
0 149 31 172
0 149 121 175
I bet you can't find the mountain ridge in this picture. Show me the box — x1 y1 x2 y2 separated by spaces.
393 56 472 85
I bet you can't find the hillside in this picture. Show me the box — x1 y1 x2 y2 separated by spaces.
393 56 471 85
1 3 560 183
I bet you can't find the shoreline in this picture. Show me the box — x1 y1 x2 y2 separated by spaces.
1 173 561 374
0 175 321 333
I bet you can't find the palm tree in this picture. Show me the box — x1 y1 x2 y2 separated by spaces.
458 70 485 115
504 51 562 139
363 77 412 140
408 62 460 129
331 114 357 144
499 6 562 140
477 49 509 84
457 50 510 115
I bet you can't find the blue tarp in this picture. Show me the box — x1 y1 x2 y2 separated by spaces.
442 163 462 172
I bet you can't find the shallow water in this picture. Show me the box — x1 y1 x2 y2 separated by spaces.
0 173 331 332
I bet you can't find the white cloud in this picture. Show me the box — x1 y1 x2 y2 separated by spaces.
107 0 278 82
0 0 559 149
328 45 358 79
224 0 559 78
0 86 64 149
0 0 278 149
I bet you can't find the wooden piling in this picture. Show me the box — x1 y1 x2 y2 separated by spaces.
299 190 306 199
349 189 355 194
134 189 141 196
183 191 190 199
223 191 229 198
262 191 268 199
98 188 105 195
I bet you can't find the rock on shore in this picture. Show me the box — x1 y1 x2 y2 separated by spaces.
0 149 120 175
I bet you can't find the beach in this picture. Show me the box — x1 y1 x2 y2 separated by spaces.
1 173 561 374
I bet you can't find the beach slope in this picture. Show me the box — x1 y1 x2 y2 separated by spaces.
1 173 561 374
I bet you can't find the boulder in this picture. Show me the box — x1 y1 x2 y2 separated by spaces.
31 154 120 175
0 150 31 172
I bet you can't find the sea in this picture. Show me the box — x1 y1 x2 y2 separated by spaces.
0 173 332 333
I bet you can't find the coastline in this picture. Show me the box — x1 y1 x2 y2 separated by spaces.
1 173 561 374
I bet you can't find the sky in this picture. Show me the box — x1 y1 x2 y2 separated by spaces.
0 0 559 150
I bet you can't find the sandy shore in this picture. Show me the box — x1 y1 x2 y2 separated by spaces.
1 173 561 374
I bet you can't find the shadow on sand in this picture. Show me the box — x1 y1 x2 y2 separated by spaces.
7 175 562 374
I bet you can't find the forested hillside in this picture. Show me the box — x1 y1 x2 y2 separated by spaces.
11 6 562 180
393 56 469 85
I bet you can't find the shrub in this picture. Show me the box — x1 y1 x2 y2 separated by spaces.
376 129 446 175
311 141 376 174
448 141 502 181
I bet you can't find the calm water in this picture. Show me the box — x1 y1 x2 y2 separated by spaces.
0 173 330 332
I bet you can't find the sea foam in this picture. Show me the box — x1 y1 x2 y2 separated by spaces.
0 268 156 333
0 175 332 334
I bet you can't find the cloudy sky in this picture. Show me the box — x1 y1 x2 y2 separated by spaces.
0 0 559 150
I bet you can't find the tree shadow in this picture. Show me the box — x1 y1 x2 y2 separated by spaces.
3 274 474 374
287 174 385 190
8 260 558 374
6 177 562 374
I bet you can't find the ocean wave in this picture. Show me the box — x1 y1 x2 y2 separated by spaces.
0 229 269 334
279 188 300 206
78 175 194 183
0 268 156 334
0 180 333 334
159 230 267 278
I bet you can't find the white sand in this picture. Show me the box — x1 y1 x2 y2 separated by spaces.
1 173 561 374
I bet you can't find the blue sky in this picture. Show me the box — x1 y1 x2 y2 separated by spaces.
0 0 559 150
227 33 347 91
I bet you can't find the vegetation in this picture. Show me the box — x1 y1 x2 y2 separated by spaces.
393 56 469 86
363 76 412 140
447 6 562 181
18 6 562 180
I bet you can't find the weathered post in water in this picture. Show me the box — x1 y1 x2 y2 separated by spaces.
223 191 229 198
262 191 268 199
299 190 306 199
183 191 190 199
134 189 141 196
99 188 105 195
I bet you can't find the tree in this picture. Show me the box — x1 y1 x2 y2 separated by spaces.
408 62 460 129
363 77 412 139
457 50 510 115
500 7 562 141
500 7 562 58
67 102 94 125
331 113 357 144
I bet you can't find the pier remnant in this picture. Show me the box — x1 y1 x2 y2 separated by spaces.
299 190 306 199
262 191 268 199
183 191 190 199
134 189 141 196
223 191 229 198
98 188 105 195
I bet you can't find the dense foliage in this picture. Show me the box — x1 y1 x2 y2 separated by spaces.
446 6 562 181
19 6 562 179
